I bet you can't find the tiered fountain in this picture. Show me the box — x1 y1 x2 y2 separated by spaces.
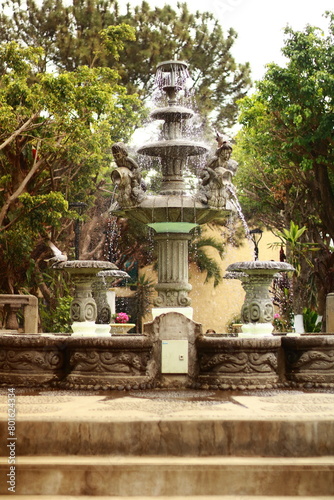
1 59 333 391
109 60 262 388
110 60 235 320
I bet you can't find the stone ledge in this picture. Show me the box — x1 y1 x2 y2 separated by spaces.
1 456 333 496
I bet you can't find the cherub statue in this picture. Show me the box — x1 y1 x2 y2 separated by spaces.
197 132 238 208
110 142 146 208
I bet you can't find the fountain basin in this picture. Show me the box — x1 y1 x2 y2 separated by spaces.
150 106 194 121
55 260 117 332
227 260 295 275
112 194 231 225
197 335 281 389
138 140 207 158
282 334 334 386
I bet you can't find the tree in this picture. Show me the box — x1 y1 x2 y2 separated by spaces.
1 0 252 130
235 12 334 317
0 40 141 306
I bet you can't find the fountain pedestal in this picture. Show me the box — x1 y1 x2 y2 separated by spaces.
226 261 295 337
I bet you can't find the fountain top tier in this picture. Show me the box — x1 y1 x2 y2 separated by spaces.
155 59 190 104
110 59 236 225
137 59 208 185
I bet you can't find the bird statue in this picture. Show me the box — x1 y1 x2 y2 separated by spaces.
215 130 232 148
45 240 68 267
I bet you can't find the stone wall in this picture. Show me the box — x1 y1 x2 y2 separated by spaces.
0 328 333 391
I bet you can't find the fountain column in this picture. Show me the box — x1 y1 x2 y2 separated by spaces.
153 232 192 308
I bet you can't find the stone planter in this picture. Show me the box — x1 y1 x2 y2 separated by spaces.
0 334 66 387
63 335 154 390
110 323 136 335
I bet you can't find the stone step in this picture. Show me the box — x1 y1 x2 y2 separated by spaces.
9 418 334 457
1 456 333 496
1 497 334 500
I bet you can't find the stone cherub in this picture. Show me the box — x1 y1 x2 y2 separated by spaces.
110 142 146 208
197 132 238 209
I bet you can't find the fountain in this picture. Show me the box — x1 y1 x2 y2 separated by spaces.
0 58 333 392
110 60 236 319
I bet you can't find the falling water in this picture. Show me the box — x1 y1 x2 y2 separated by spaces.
154 61 190 92
226 184 252 244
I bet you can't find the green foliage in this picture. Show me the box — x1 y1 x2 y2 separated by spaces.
39 295 73 333
269 221 308 275
189 229 225 287
18 192 69 231
0 37 141 305
236 12 334 234
235 12 334 315
100 23 136 59
1 0 251 130
302 307 322 333
271 274 294 333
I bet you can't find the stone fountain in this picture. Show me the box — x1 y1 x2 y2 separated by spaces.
0 59 333 392
110 60 236 319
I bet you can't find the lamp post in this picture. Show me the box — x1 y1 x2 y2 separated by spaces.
69 202 87 260
249 228 263 261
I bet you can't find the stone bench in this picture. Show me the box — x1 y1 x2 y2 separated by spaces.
0 294 38 333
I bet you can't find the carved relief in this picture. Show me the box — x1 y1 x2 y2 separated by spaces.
286 349 334 371
154 290 191 307
69 350 150 375
197 135 237 209
0 349 63 371
199 352 277 374
71 298 97 322
111 142 146 208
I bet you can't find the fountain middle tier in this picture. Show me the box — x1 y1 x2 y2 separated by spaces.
112 194 232 225
137 139 207 158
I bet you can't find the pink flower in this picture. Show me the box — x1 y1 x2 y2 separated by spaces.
274 313 280 319
115 312 129 324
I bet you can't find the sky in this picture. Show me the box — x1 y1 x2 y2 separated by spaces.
130 0 332 82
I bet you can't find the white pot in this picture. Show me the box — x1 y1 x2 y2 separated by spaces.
293 314 305 334
240 322 274 337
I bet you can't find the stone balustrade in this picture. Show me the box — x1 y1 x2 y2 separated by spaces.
0 294 38 333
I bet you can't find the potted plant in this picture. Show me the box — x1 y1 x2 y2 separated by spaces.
110 312 136 335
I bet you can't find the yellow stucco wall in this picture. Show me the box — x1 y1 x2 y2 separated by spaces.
140 228 279 333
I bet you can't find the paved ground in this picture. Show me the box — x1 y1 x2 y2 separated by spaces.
1 388 334 422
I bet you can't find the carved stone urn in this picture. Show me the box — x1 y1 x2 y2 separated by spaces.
226 261 295 337
55 260 116 336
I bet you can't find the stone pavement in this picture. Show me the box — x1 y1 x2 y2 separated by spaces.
0 388 334 496
1 387 334 422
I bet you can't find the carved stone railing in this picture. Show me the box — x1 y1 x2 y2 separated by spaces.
0 295 38 333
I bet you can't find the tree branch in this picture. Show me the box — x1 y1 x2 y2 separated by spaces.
0 140 43 227
0 113 40 150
